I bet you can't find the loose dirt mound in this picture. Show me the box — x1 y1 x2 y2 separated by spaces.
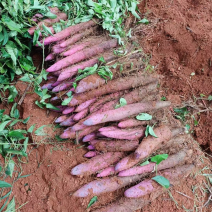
137 0 212 150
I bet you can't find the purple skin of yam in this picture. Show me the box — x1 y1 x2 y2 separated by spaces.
71 152 124 176
73 174 141 197
71 123 86 132
73 108 88 121
60 115 75 126
55 115 68 123
99 127 145 140
124 179 154 198
60 125 102 139
118 163 155 177
124 164 195 198
83 101 171 126
52 46 66 54
50 106 67 113
89 140 99 146
57 58 99 82
41 83 54 90
75 75 105 94
50 96 59 101
87 145 95 150
33 13 43 18
98 126 119 132
51 81 61 87
46 39 117 72
97 166 115 177
84 151 97 158
39 20 97 45
75 99 96 113
118 149 190 177
45 53 55 61
62 43 89 56
62 107 75 115
95 140 139 152
83 133 96 142
118 119 147 128
115 126 173 172
52 79 74 92
60 130 75 139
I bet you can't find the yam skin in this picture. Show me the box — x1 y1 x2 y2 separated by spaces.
93 165 194 212
71 152 125 176
69 75 157 106
118 149 193 176
115 126 180 173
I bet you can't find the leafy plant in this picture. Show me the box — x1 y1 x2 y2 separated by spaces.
173 107 189 121
0 108 30 158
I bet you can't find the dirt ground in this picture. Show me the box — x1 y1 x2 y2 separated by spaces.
2 0 212 211
137 0 212 151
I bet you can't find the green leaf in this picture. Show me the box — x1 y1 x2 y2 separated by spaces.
145 125 158 137
45 11 57 19
136 113 152 121
40 69 48 80
5 160 15 177
0 121 11 131
115 98 127 109
6 86 18 103
5 197 15 212
185 124 190 133
152 175 170 188
45 103 60 110
161 96 166 101
2 16 22 33
67 91 72 97
138 18 149 24
10 103 17 118
42 24 54 36
173 107 189 121
33 29 40 46
87 196 98 209
28 124 35 133
62 97 73 106
0 181 12 188
208 95 212 101
8 131 25 139
35 125 48 136
22 117 30 124
140 160 149 166
35 101 45 109
2 28 9 45
19 74 33 83
5 150 27 157
151 154 168 165
99 56 106 63
5 41 18 66
23 137 28 153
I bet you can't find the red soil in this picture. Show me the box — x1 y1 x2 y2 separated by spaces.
137 0 212 151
